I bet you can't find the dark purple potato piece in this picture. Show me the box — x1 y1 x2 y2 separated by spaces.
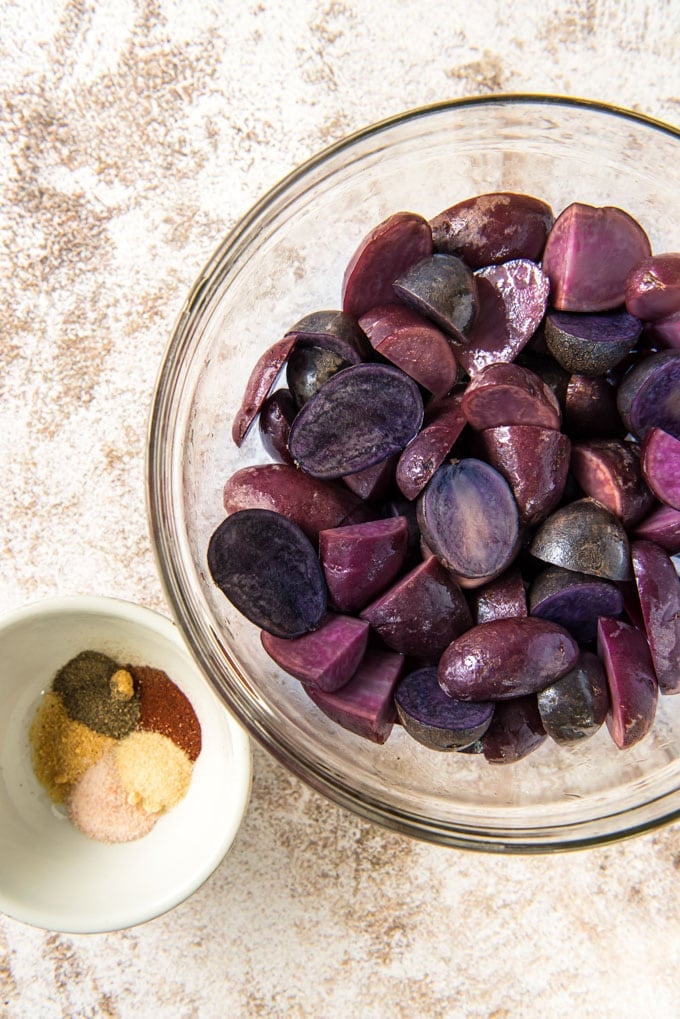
223 464 367 541
529 565 624 643
396 393 467 501
392 254 478 342
381 493 421 557
569 438 655 528
541 202 651 312
438 617 579 701
358 304 458 398
597 617 658 749
472 568 527 624
303 648 405 744
207 509 326 638
537 652 609 743
319 517 409 614
461 362 562 431
481 695 547 764
530 498 631 581
232 334 297 446
632 503 680 554
360 556 472 661
395 667 494 751
284 309 372 364
342 212 433 320
631 540 680 694
616 350 680 440
430 191 553 268
646 310 680 350
342 454 398 503
516 352 571 405
259 389 297 464
545 309 642 376
479 425 570 526
618 580 646 631
641 428 680 510
417 458 520 588
563 374 624 438
286 345 350 408
260 613 369 692
288 363 424 480
454 260 549 376
625 253 680 322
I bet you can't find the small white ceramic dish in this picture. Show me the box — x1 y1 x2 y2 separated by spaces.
0 595 252 934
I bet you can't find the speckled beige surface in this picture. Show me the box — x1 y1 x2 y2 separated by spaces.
1 2 679 1016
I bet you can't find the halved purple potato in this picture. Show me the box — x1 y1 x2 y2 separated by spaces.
597 617 658 749
480 695 547 764
303 648 405 744
207 509 327 638
430 192 554 268
319 516 409 614
396 393 467 501
569 438 655 527
631 540 680 694
537 652 609 743
472 568 527 624
529 498 632 581
529 565 624 642
342 212 433 319
358 304 458 397
541 202 651 312
223 464 367 541
360 556 472 661
392 254 478 342
545 309 641 376
641 428 680 510
417 458 520 588
258 388 297 464
288 363 424 480
260 613 369 692
461 362 562 431
632 503 680 554
286 345 350 408
232 334 297 446
284 309 372 364
563 374 624 438
342 454 398 503
479 424 570 525
625 253 680 321
395 667 494 751
438 617 579 701
616 350 680 440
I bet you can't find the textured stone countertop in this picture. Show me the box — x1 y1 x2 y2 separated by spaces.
1 3 679 1016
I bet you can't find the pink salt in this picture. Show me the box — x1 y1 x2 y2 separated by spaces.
68 749 158 843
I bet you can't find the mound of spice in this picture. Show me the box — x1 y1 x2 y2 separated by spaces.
29 651 202 843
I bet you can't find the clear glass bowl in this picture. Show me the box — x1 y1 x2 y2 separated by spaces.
148 95 680 852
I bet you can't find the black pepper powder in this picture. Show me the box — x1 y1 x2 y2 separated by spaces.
53 650 140 738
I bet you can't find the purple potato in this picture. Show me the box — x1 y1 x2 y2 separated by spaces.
430 192 554 268
461 362 562 431
395 667 494 751
641 428 680 511
472 568 527 624
232 333 297 446
288 363 424 480
631 540 680 694
342 212 433 319
646 310 680 350
286 345 350 408
481 695 547 764
259 388 297 464
360 556 472 661
342 454 398 503
303 648 405 744
392 254 478 342
597 617 658 749
529 565 624 642
318 516 409 614
563 374 624 438
284 309 372 364
417 458 520 588
545 309 642 376
260 613 369 692
438 617 579 701
616 350 680 440
479 424 571 525
358 303 458 397
529 497 632 581
537 652 609 743
632 503 680 554
541 202 651 312
207 509 327 638
515 351 571 405
396 393 467 501
569 438 655 527
625 253 680 322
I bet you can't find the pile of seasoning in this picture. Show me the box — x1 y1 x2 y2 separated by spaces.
29 650 202 843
